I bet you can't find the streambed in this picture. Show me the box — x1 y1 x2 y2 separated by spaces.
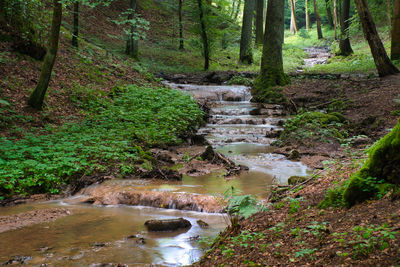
0 83 309 266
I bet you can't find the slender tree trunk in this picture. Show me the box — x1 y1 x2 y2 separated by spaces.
125 0 138 59
354 0 399 76
234 0 242 19
240 0 256 64
254 0 289 92
388 0 393 27
392 0 400 60
338 0 352 55
230 0 236 18
313 0 323 39
289 0 298 34
333 0 337 39
178 0 184 50
255 0 265 45
28 0 62 110
325 0 334 28
305 0 310 31
197 0 209 70
72 0 79 48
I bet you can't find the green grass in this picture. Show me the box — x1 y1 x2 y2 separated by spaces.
0 85 203 198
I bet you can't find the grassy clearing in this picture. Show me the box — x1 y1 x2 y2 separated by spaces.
0 85 203 198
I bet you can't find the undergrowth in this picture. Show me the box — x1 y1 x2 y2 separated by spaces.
0 85 203 198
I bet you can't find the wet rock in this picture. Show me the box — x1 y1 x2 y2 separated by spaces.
93 242 106 247
144 218 191 231
196 220 209 228
288 176 308 185
3 256 32 265
265 130 282 138
136 237 146 244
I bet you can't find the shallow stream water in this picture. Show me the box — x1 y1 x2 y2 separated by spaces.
0 83 309 266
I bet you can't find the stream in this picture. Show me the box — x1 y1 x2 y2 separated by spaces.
0 83 309 266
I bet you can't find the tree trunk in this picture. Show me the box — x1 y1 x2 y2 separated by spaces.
338 0 353 55
325 0 334 28
179 0 184 50
392 0 400 60
305 0 310 31
388 0 393 27
255 0 265 45
253 0 289 96
145 218 191 231
197 0 209 70
240 0 256 64
72 0 79 48
313 0 323 39
230 0 236 18
354 0 399 76
125 0 138 59
28 0 62 110
289 0 298 34
234 0 242 19
333 0 337 39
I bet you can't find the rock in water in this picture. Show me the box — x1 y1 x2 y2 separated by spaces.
196 220 209 228
144 218 191 231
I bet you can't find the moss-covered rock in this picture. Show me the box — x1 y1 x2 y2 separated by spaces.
288 175 308 185
343 120 400 207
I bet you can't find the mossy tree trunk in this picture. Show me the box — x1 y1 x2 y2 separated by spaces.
305 0 310 31
197 0 209 70
178 0 184 50
240 0 256 64
333 0 337 39
325 0 334 28
72 0 79 48
354 0 399 76
313 0 323 39
337 0 353 56
392 0 400 60
255 0 265 45
343 120 400 207
253 0 289 100
28 0 62 110
125 0 138 59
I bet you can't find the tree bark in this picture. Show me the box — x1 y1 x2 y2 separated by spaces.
289 0 298 34
254 0 289 92
325 0 334 28
72 0 79 48
392 0 400 60
305 0 310 31
338 0 353 55
333 0 337 39
354 0 399 76
125 0 138 59
313 0 323 39
240 0 256 64
179 0 184 50
28 0 62 110
197 0 209 70
255 0 265 45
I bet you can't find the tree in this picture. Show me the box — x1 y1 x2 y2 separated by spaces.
253 0 289 100
179 0 184 50
305 0 310 31
325 0 334 28
289 0 298 34
234 0 242 19
392 0 400 60
313 0 323 39
354 0 399 76
240 0 256 64
333 0 337 39
28 0 62 110
125 0 138 59
337 0 352 55
255 0 265 45
72 0 79 48
197 0 209 70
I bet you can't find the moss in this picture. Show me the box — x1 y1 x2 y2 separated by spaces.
343 120 400 207
251 68 290 104
288 175 308 185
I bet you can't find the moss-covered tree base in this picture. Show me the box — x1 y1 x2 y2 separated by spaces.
343 120 400 207
251 69 290 104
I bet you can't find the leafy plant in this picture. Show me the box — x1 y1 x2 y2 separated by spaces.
224 187 265 220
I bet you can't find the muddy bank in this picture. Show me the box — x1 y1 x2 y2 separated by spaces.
0 208 71 233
